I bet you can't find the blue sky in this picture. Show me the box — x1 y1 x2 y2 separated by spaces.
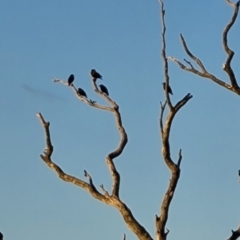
0 0 239 239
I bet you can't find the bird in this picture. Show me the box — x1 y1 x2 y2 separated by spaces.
91 69 102 80
0 232 3 240
67 74 74 86
162 82 173 95
77 88 87 98
99 84 109 96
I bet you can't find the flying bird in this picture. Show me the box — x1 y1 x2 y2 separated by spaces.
162 82 173 95
99 84 109 96
68 74 74 86
77 88 87 98
91 69 102 80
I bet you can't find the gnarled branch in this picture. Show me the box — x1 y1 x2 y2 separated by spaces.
168 0 240 95
38 73 153 240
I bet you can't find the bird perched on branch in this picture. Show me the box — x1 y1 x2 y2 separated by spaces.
77 88 87 98
99 84 109 96
162 82 173 95
68 74 74 86
91 69 102 80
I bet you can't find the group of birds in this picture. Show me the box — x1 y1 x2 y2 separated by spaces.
67 69 109 98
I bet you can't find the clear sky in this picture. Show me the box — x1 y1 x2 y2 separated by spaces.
0 0 239 239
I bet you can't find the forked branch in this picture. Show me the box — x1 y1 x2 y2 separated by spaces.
156 1 192 240
168 0 240 95
38 74 153 240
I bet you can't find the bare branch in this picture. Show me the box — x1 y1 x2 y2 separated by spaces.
159 0 173 110
84 170 98 192
53 77 113 111
169 1 240 95
177 149 182 167
180 34 207 73
40 75 153 240
88 79 129 198
37 113 111 204
227 225 240 240
222 0 240 89
157 2 192 240
100 184 109 197
160 101 167 134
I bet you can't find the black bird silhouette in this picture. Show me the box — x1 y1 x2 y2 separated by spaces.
91 69 102 80
162 82 173 95
99 84 109 96
77 88 87 98
0 232 3 240
68 74 74 86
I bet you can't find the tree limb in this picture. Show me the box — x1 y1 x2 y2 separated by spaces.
156 1 192 240
159 0 173 110
38 74 154 240
168 1 240 95
37 113 109 203
222 0 240 89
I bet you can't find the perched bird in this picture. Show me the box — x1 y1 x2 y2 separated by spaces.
91 69 102 80
68 74 74 86
162 82 173 95
77 88 87 98
99 84 109 96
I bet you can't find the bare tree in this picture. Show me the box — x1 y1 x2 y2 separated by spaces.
36 0 239 240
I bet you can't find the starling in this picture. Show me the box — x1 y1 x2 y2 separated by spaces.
91 69 102 80
99 84 109 96
68 74 75 86
162 82 173 95
77 88 87 98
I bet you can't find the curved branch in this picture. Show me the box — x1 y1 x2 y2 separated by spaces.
169 1 240 95
91 79 128 198
37 113 152 240
40 75 153 240
37 113 110 204
222 0 240 89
